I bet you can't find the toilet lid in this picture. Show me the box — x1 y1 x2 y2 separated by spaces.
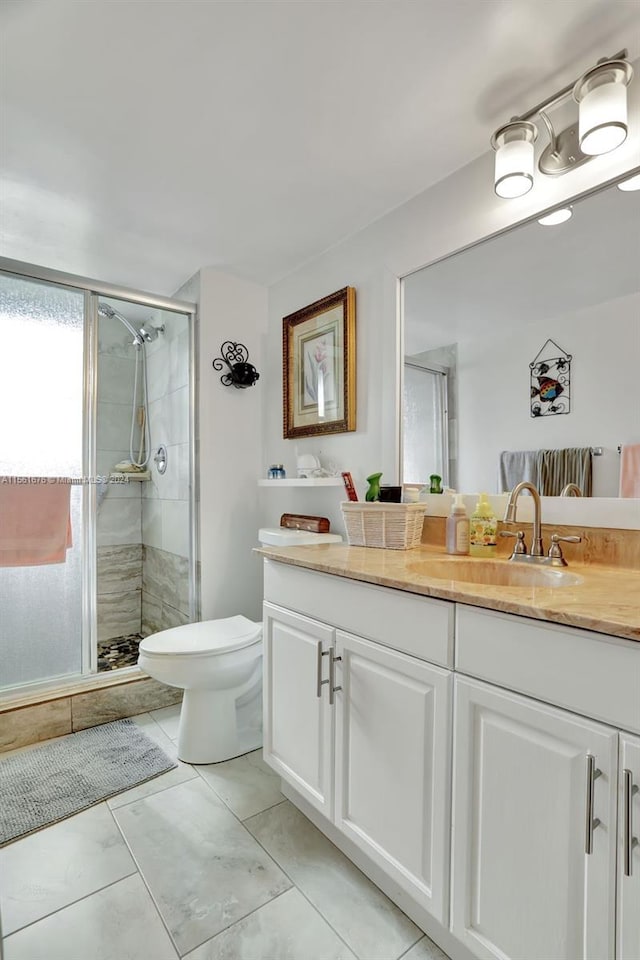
139 616 262 657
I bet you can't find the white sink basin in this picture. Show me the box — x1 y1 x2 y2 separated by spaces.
407 558 583 589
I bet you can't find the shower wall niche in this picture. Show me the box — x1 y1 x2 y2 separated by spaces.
96 301 192 671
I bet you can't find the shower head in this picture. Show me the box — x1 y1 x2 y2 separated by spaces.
97 302 143 347
138 324 165 344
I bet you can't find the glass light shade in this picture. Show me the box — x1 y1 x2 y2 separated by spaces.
538 207 573 226
617 172 640 191
492 122 537 199
574 61 633 156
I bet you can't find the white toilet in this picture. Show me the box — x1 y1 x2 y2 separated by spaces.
138 616 263 764
138 527 342 764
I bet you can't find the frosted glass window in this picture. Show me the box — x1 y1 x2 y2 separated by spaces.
0 274 85 689
403 365 447 485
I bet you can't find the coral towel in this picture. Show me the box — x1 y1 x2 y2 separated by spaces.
619 444 640 498
0 479 73 566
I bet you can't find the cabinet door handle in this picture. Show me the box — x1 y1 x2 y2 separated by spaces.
316 643 330 699
585 754 602 855
328 647 342 706
623 768 639 877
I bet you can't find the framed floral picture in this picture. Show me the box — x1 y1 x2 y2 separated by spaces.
282 286 356 439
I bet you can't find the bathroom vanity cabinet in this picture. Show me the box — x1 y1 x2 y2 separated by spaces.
262 558 640 960
618 733 640 960
263 564 454 923
451 676 617 960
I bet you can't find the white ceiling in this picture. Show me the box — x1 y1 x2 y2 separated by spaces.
0 0 637 295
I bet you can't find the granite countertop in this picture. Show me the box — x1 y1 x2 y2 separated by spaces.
257 543 640 643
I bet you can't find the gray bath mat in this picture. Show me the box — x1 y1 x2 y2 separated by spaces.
0 718 177 846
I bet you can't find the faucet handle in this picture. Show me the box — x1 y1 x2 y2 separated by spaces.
500 529 527 554
548 533 582 562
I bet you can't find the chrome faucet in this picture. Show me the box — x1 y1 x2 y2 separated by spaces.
502 480 582 566
503 481 544 556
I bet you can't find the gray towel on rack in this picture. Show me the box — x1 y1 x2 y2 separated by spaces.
498 450 541 492
539 447 592 497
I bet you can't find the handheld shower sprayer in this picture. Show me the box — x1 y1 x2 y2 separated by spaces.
97 303 165 346
96 301 165 468
97 302 143 346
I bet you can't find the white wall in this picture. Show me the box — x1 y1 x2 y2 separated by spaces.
456 293 640 497
263 64 640 534
195 268 267 622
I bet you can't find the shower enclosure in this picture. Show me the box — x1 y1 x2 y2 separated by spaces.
402 360 450 487
0 261 198 698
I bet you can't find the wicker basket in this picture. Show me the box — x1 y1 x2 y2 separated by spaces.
341 501 425 550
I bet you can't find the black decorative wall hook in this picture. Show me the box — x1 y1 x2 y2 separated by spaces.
212 342 260 389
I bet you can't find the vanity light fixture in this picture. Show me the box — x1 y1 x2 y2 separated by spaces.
617 172 640 191
490 50 633 198
537 206 573 226
573 60 633 155
491 121 538 198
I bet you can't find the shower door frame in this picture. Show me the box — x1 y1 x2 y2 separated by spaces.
401 358 450 487
0 257 199 698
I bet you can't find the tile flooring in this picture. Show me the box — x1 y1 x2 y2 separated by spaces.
0 704 450 960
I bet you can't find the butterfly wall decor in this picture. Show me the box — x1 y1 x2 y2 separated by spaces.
530 339 571 417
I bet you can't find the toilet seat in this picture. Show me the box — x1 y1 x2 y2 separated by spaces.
139 615 262 658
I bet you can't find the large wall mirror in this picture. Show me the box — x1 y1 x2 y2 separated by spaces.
401 177 640 499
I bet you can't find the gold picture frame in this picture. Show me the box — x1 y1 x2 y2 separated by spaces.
283 286 356 439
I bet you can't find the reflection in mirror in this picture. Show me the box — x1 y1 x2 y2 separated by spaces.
402 179 640 497
403 359 449 485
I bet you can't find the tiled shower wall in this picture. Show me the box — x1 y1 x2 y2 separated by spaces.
141 545 190 634
96 308 191 643
141 311 191 634
96 316 143 641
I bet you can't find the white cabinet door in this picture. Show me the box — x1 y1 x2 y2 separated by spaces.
334 630 453 924
451 676 617 960
263 602 335 817
617 733 640 960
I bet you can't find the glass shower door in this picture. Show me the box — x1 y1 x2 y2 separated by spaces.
0 273 87 690
402 362 449 486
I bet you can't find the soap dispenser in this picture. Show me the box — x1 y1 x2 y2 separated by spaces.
446 494 469 555
469 493 498 557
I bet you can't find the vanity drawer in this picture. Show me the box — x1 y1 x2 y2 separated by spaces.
456 605 640 733
264 560 454 667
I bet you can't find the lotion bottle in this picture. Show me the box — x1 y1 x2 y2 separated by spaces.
469 492 498 557
446 494 470 555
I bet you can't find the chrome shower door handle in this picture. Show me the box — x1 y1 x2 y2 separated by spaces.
623 768 639 877
585 754 602 855
329 647 342 706
316 642 330 698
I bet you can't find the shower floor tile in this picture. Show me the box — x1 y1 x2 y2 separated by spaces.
97 633 143 672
